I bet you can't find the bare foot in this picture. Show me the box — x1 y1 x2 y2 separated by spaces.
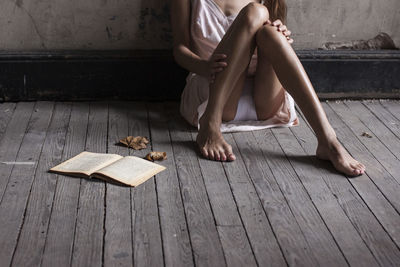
316 138 366 176
197 117 236 162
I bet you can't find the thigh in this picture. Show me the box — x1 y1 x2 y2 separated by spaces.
253 54 286 120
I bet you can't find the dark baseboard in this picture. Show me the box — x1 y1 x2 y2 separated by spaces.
0 50 399 101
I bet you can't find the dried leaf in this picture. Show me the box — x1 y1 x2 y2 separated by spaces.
361 132 373 138
119 136 149 150
145 151 167 161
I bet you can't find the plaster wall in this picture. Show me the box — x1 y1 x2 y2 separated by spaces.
0 0 398 50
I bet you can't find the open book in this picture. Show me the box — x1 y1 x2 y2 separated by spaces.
49 151 166 187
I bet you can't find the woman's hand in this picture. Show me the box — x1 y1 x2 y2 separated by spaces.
266 19 294 44
203 53 228 83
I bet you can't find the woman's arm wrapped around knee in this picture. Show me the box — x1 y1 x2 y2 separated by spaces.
171 0 228 78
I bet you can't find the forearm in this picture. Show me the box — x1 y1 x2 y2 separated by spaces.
173 45 207 76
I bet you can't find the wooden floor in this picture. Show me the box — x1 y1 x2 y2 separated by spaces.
0 100 399 267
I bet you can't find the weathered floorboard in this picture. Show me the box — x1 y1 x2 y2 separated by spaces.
328 102 400 214
190 132 258 267
128 102 164 267
380 100 400 121
41 103 89 267
11 103 71 267
253 129 347 266
233 131 318 266
217 225 258 267
221 134 287 267
295 106 400 266
104 102 133 267
325 101 400 249
0 102 35 201
71 102 108 267
190 133 244 227
361 100 400 159
148 103 194 267
1 100 398 267
167 103 226 267
269 125 378 267
332 101 400 189
0 102 54 266
0 103 16 141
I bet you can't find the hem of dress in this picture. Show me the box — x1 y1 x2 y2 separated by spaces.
196 91 299 133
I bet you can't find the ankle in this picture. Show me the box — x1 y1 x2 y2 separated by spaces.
199 113 222 128
317 129 337 145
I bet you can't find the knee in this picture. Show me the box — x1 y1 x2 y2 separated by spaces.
256 24 287 49
240 3 270 32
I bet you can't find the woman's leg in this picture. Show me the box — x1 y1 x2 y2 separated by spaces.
253 60 286 120
254 24 365 176
197 2 270 161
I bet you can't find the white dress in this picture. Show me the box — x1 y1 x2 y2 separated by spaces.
180 0 299 132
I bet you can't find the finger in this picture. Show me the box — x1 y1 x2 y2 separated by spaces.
217 61 228 66
212 54 227 61
284 30 291 37
264 19 272 25
288 38 294 44
278 25 287 32
272 19 282 27
212 61 228 68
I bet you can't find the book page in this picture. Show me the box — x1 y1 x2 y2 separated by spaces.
93 156 166 186
50 151 123 176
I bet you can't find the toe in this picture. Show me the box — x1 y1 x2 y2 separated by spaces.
220 150 227 161
359 163 366 171
214 150 221 161
350 164 362 176
356 163 365 173
208 150 215 161
201 147 208 159
227 153 236 161
223 144 236 161
360 167 365 174
349 163 360 172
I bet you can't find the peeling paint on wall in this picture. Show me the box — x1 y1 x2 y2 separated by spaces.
136 4 172 46
0 0 398 50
